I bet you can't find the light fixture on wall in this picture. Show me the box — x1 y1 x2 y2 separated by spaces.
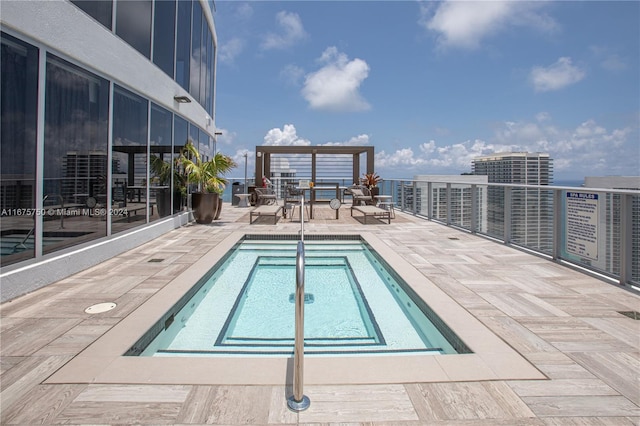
173 95 191 103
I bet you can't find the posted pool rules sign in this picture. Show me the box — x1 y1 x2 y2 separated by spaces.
565 192 598 260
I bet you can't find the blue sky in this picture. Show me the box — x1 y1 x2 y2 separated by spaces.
213 1 639 181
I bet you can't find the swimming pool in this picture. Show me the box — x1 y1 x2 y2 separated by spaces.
47 231 544 386
130 236 470 357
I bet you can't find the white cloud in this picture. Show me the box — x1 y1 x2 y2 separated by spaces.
263 124 311 146
373 116 635 178
261 11 307 50
219 37 244 64
234 3 253 20
302 47 371 112
280 64 305 86
212 128 234 146
323 134 371 146
590 45 629 72
420 1 557 50
600 54 627 72
530 57 586 92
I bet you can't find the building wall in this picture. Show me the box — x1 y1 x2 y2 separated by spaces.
0 0 218 301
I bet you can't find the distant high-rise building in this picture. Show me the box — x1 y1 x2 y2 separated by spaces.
583 176 640 283
472 153 554 252
412 175 488 230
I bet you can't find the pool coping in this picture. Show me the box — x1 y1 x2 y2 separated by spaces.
45 231 546 385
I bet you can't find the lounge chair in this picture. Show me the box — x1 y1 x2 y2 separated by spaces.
347 186 373 206
254 186 277 206
250 204 283 224
351 205 391 224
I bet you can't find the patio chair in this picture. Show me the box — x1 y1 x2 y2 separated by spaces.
347 185 373 206
254 186 277 206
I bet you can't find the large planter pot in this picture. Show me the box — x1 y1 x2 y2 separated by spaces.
368 186 380 204
192 192 218 224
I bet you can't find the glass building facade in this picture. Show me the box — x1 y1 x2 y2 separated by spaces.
1 0 218 268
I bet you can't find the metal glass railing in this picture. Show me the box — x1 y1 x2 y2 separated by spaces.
222 176 639 289
381 179 639 289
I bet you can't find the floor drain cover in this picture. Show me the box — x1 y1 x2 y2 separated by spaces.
148 258 164 263
85 302 117 314
618 311 640 320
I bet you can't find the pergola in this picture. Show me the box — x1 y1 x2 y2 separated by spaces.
254 145 374 185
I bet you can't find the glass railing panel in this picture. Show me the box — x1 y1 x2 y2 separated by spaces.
632 194 640 285
478 185 505 241
510 187 554 255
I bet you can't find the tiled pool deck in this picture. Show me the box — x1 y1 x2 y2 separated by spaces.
1 203 639 424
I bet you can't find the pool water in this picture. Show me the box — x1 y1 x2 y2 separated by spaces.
134 239 468 357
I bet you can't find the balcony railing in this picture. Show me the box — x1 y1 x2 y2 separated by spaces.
223 177 639 290
381 179 639 290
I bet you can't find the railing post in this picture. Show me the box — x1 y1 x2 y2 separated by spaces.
470 184 477 233
620 193 632 287
427 181 433 220
504 186 512 244
446 183 452 225
553 189 562 260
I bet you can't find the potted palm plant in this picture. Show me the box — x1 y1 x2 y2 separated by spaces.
362 172 381 198
180 140 237 224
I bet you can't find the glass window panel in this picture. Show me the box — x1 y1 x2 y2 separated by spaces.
1 33 39 266
43 54 109 256
70 0 113 30
205 26 213 116
199 20 208 107
150 103 174 219
175 0 191 91
152 0 175 78
112 85 148 232
189 1 202 101
173 115 188 214
115 0 152 58
199 126 209 161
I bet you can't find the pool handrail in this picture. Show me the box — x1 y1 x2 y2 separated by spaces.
287 239 310 411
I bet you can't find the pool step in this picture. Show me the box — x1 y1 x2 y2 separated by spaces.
223 336 378 347
156 345 444 356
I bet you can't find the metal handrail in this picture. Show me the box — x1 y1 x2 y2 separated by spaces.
287 193 310 411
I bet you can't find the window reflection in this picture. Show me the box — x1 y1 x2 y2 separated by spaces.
152 0 176 78
70 0 113 30
43 54 109 256
173 116 188 214
150 104 176 220
176 0 192 91
115 0 152 58
0 33 38 266
112 85 148 232
190 0 202 102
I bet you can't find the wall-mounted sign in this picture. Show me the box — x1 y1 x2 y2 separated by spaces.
565 192 598 260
